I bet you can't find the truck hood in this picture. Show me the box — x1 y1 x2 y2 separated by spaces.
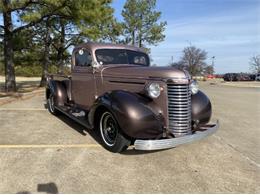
100 65 188 80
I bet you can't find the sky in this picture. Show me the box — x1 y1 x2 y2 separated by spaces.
112 0 260 73
1 0 259 73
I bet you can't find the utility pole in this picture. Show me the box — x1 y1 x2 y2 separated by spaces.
211 56 215 67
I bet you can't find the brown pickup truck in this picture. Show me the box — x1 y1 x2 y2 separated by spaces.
46 42 219 153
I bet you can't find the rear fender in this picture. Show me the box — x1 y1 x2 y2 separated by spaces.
46 80 67 106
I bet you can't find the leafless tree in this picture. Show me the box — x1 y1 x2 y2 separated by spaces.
171 61 184 70
171 46 208 76
249 55 260 73
204 65 214 75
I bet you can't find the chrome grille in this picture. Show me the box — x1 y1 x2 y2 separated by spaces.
167 84 192 136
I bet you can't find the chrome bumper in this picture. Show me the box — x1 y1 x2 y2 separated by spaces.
134 121 219 150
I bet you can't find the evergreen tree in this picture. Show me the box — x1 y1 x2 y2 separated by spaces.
0 0 70 91
122 0 166 48
0 0 116 89
36 0 115 81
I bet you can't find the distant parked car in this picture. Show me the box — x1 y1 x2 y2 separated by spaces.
223 73 236 81
256 74 260 81
223 73 252 81
207 74 215 79
239 73 251 81
215 74 223 79
249 74 256 80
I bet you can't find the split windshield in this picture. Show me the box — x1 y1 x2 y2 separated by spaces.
95 49 150 66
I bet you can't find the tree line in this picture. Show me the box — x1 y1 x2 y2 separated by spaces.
2 0 257 94
0 0 166 92
170 46 260 76
249 55 260 74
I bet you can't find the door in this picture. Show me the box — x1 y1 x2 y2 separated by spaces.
71 48 96 110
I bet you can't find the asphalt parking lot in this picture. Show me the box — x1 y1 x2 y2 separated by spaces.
0 82 259 193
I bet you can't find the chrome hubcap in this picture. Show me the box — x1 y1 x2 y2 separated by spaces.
100 112 118 147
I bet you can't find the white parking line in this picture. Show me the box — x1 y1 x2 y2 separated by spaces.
0 144 101 148
0 108 46 111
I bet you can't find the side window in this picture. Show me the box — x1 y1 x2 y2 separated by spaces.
75 49 92 67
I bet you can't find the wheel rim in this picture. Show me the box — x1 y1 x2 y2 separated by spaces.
100 112 118 147
48 95 55 113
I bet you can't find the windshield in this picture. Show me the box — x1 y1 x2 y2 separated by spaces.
95 49 150 66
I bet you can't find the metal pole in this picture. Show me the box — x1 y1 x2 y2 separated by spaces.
212 56 215 67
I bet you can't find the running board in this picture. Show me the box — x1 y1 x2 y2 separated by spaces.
55 106 92 129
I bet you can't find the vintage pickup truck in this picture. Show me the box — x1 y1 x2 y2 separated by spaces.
46 42 219 153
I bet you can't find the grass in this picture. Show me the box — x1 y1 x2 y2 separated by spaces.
0 76 42 98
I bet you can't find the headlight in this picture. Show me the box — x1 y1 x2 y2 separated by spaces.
190 80 199 94
146 83 161 98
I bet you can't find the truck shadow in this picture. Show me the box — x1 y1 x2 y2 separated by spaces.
121 149 165 155
55 114 165 155
43 103 98 138
43 104 166 155
55 113 103 145
56 114 88 136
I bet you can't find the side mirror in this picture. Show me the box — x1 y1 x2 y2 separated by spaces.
91 61 101 69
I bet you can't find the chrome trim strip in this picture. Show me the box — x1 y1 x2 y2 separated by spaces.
134 121 219 150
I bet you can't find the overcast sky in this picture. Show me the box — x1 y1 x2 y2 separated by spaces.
113 0 260 73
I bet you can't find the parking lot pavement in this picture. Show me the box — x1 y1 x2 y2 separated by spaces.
200 82 260 164
0 84 259 193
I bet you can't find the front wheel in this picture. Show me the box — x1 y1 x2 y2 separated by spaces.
98 111 130 153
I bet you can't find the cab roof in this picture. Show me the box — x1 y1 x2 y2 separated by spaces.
73 42 146 53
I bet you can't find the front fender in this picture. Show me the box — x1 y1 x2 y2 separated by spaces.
89 91 164 139
191 90 212 125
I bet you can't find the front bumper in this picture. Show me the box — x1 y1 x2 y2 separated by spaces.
134 121 219 150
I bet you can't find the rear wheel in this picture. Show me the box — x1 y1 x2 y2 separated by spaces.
98 111 130 153
47 93 59 115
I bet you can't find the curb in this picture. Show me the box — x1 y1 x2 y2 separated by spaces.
0 88 45 106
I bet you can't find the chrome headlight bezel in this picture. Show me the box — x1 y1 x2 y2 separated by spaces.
190 80 199 94
146 82 161 99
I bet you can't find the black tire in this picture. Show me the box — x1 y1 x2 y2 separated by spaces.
47 93 59 115
98 111 130 153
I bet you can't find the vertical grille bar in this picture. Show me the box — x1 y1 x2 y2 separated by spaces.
167 83 192 136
